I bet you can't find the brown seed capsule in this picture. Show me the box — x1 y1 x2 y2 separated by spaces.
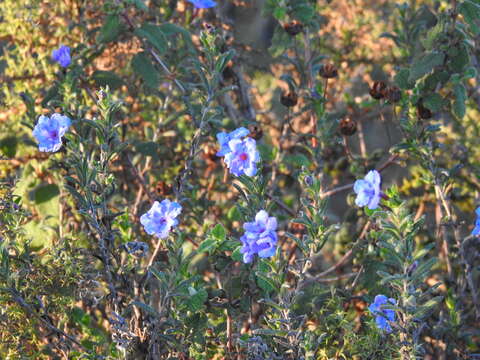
222 61 235 81
155 181 173 196
319 64 338 79
383 86 401 103
283 20 304 36
417 102 433 119
248 123 263 140
339 117 357 136
369 81 387 100
280 91 298 107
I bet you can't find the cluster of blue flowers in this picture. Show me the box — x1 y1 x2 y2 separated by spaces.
34 29 479 332
216 127 260 177
368 294 396 332
239 210 278 263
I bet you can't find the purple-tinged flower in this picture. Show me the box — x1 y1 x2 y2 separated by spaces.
472 207 480 236
224 137 260 177
32 114 71 152
216 127 250 157
187 0 217 8
353 169 382 210
140 200 182 239
368 295 396 333
240 210 277 264
52 45 71 67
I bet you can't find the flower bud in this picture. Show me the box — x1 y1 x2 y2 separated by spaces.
319 64 338 79
303 175 314 186
283 21 304 36
280 91 298 107
369 81 386 100
339 117 357 136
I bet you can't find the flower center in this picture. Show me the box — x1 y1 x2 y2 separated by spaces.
49 130 58 139
239 153 248 161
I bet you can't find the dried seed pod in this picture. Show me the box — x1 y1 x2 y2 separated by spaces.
417 102 433 119
319 64 338 79
339 117 357 136
383 86 401 103
248 123 263 140
155 181 173 196
222 61 235 81
369 81 387 100
280 91 298 107
283 20 304 36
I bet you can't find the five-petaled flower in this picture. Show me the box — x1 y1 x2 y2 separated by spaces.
472 207 480 236
240 210 277 264
187 0 217 8
368 295 396 333
140 199 182 239
52 45 71 67
224 137 260 177
32 114 71 152
216 127 250 157
354 170 382 210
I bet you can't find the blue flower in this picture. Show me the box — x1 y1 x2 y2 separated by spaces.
32 114 71 152
224 137 260 177
216 127 250 157
240 210 277 263
140 200 182 239
187 0 217 8
353 169 382 209
368 295 396 333
52 45 71 67
472 207 480 235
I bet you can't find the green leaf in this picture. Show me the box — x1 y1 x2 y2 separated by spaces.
394 68 415 90
410 257 437 283
159 23 194 51
231 246 243 262
211 224 226 241
197 238 218 254
33 184 60 204
452 83 467 119
98 15 125 43
134 24 168 54
92 70 124 90
459 0 480 35
448 43 470 73
413 296 443 319
185 288 207 312
131 300 159 316
255 272 277 293
0 136 17 157
464 66 477 79
408 51 445 82
423 93 444 112
131 52 160 89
